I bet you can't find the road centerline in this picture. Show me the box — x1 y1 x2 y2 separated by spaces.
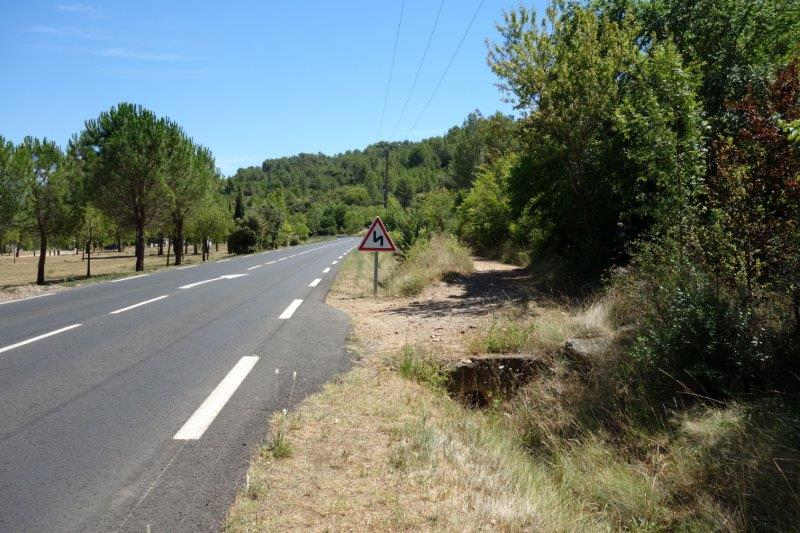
0 323 83 355
109 295 169 315
173 356 260 440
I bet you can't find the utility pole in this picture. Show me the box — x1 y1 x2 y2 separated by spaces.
383 146 390 208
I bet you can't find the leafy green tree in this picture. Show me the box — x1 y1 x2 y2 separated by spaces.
0 136 23 236
458 155 515 256
233 189 245 220
449 112 486 189
260 191 286 248
394 176 415 208
163 127 214 265
78 205 112 277
191 198 233 260
489 4 703 276
16 137 82 284
601 0 800 132
288 212 310 242
77 103 171 271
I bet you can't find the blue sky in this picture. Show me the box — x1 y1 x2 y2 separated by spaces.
0 1 545 175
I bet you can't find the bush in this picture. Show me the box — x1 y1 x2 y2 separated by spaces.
227 227 258 255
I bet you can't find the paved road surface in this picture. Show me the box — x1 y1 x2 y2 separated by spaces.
0 238 359 532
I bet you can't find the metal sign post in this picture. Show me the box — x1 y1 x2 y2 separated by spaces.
358 216 397 297
373 251 379 296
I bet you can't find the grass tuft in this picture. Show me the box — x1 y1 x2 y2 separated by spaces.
395 345 447 390
388 234 473 297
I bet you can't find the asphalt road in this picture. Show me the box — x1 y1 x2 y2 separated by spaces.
0 237 359 532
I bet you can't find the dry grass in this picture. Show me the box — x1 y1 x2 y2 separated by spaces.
0 245 232 301
0 246 230 286
387 234 473 297
226 245 800 531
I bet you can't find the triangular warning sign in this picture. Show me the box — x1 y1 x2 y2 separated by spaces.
358 216 396 252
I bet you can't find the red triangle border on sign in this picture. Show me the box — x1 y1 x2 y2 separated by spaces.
358 216 396 252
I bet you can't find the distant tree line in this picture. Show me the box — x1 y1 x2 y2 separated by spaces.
1 103 234 284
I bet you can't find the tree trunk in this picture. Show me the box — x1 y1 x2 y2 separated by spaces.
174 219 184 266
193 242 198 255
37 232 47 285
86 238 91 278
215 242 219 252
166 238 172 266
135 223 145 272
158 234 164 256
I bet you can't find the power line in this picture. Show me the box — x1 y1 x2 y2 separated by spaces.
409 0 486 135
390 0 446 138
377 0 405 140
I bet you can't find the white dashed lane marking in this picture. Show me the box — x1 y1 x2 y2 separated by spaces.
0 324 83 355
173 356 260 440
109 295 169 315
278 299 303 319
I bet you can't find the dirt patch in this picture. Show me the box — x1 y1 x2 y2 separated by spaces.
331 255 539 363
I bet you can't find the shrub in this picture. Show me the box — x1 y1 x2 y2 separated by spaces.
227 227 257 254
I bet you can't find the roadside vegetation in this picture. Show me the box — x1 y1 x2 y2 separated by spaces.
228 0 800 530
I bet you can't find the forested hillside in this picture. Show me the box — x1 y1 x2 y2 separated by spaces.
223 110 517 250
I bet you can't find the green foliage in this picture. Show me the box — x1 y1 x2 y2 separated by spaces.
227 227 257 255
0 136 23 233
490 4 703 278
458 155 515 257
396 345 447 390
603 0 800 133
16 137 83 284
76 103 174 271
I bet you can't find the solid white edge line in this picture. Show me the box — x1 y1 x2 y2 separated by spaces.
173 355 260 440
265 260 276 265
277 257 287 262
109 295 169 315
0 323 83 355
308 278 321 288
278 299 303 319
217 258 231 263
322 267 331 274
0 293 54 306
247 265 262 271
110 274 148 283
